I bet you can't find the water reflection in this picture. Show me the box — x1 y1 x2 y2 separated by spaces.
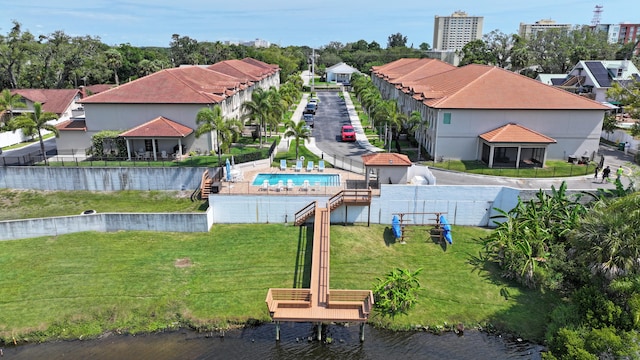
4 323 543 360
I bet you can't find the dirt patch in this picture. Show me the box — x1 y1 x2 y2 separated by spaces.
174 258 192 268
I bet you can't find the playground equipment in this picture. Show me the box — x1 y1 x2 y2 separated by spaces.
391 212 450 244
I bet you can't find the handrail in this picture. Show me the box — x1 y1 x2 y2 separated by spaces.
200 169 209 194
294 200 317 225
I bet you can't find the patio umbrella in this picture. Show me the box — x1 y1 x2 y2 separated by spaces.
231 156 235 167
225 158 231 181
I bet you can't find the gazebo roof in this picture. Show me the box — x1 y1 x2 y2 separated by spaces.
119 116 193 138
361 153 412 166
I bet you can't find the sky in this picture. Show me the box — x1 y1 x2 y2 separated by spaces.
2 0 638 48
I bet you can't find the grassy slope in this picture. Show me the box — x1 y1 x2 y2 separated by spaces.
0 223 558 344
0 189 206 221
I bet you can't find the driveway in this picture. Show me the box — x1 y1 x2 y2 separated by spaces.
312 91 372 159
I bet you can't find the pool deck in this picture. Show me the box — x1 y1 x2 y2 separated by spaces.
215 166 376 196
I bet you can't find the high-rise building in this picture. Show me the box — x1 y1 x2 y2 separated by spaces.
618 23 640 55
432 11 483 51
593 24 621 44
518 19 572 39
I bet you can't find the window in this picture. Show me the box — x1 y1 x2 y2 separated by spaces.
443 113 451 124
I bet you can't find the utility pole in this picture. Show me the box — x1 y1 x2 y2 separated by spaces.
311 48 315 92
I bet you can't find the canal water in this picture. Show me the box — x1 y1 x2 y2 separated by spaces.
3 323 543 359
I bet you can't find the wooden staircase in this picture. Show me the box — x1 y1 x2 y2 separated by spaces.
200 170 213 200
294 189 372 226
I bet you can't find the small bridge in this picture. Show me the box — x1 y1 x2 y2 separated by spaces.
266 189 374 341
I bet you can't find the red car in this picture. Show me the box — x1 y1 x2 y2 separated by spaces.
341 125 356 142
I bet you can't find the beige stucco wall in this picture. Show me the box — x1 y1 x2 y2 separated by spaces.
429 109 603 161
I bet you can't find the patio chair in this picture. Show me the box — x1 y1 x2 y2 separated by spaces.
161 151 168 160
260 179 269 191
280 159 287 171
318 160 325 172
277 180 284 192
306 161 314 172
295 160 303 172
300 180 310 191
286 179 294 191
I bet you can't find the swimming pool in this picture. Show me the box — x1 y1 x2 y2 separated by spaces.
252 173 341 186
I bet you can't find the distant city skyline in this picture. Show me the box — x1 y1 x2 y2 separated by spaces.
2 1 638 48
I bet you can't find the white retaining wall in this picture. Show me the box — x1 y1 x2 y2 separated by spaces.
0 166 209 191
209 184 521 227
0 212 212 241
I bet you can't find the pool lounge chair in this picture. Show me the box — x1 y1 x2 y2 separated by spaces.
280 159 287 171
260 179 269 191
300 180 310 191
317 160 324 172
295 160 303 172
306 161 314 172
286 179 294 191
276 180 284 192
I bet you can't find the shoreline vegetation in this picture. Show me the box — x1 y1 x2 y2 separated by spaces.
0 219 558 347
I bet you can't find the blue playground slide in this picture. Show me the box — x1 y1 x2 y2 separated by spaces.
391 215 402 239
439 215 453 244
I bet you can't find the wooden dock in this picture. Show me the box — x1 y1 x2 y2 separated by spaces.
266 190 374 341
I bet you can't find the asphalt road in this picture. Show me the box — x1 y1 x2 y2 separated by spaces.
312 92 371 159
0 137 57 165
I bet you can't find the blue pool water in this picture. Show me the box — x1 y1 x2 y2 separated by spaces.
252 173 341 186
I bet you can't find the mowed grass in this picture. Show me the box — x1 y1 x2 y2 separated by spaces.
0 223 557 344
0 189 206 221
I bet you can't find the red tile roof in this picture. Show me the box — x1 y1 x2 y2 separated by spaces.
361 152 412 166
81 84 114 98
80 66 241 104
119 116 194 138
11 89 79 115
56 119 87 131
207 59 269 82
404 64 610 110
479 123 557 143
371 58 456 85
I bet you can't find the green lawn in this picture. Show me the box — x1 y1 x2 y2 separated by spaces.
0 223 558 344
0 189 206 221
428 159 596 178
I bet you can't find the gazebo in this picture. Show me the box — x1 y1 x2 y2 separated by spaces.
120 116 194 161
478 123 556 168
361 153 412 187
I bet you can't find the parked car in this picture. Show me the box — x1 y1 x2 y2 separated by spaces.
304 103 316 115
341 125 356 142
303 113 314 128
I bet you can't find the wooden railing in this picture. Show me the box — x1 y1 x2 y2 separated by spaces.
266 288 312 313
327 189 372 211
200 170 211 199
328 289 374 315
294 200 317 225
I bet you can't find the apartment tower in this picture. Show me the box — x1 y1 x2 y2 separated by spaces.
432 11 484 51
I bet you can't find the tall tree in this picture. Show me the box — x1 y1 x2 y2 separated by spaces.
9 102 58 164
0 21 35 89
483 30 513 68
104 48 123 85
387 33 408 48
458 39 494 66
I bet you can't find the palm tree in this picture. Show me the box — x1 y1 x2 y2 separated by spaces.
9 102 58 165
283 120 311 160
408 111 428 160
0 89 26 130
266 87 286 136
105 49 123 85
570 193 640 283
195 106 242 165
241 88 272 148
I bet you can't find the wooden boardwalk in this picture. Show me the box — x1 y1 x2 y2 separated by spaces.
265 190 374 340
